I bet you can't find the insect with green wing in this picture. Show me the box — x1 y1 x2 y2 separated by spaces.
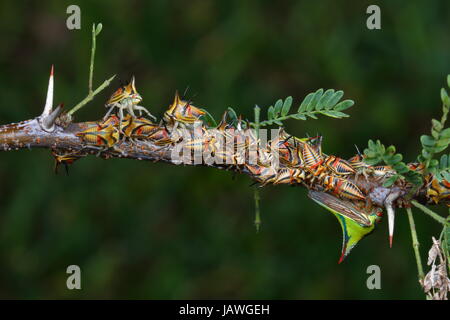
308 190 383 263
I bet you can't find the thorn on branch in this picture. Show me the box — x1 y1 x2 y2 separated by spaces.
39 65 59 132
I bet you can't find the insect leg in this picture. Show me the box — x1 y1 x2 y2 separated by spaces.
127 102 137 118
118 107 125 132
104 105 115 120
134 105 157 121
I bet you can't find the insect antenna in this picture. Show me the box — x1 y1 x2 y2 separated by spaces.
354 144 362 156
182 85 190 99
249 181 259 187
64 163 70 176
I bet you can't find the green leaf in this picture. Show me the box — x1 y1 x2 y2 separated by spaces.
364 157 380 166
307 89 324 111
307 113 318 119
441 88 450 106
386 145 396 155
291 114 307 120
432 128 440 140
326 90 344 110
420 135 436 147
334 100 354 111
390 154 403 164
440 128 450 139
317 89 334 110
227 107 238 123
268 106 275 120
422 149 431 159
394 163 410 174
368 139 375 150
442 171 450 181
274 99 283 117
200 109 217 127
383 175 399 187
437 145 449 153
432 119 443 131
281 96 293 116
430 159 439 168
298 93 315 112
95 23 103 36
274 120 283 126
440 154 448 169
320 110 349 118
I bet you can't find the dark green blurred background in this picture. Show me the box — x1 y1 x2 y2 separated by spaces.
0 0 448 299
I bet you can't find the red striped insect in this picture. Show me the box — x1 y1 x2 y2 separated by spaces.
348 154 369 169
324 155 355 176
76 125 120 148
273 168 306 185
122 115 159 139
146 128 176 146
104 77 156 127
300 142 323 170
163 92 205 128
323 176 365 201
372 165 395 178
426 176 450 205
52 150 84 174
183 135 218 156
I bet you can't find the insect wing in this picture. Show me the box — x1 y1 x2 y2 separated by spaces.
308 190 376 263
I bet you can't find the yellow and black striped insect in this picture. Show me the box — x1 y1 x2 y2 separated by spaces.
121 115 159 139
104 77 156 128
163 92 206 128
146 128 176 146
426 176 450 206
273 168 306 185
183 135 218 156
299 139 324 170
52 150 85 175
323 176 366 201
76 124 120 148
245 164 278 186
324 155 355 176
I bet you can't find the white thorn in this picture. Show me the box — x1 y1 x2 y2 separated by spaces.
41 104 63 131
42 65 54 117
384 189 402 248
386 204 395 248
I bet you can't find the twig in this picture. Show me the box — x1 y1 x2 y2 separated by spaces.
68 23 115 116
411 200 447 225
406 207 425 281
253 105 261 232
68 75 116 116
89 24 98 93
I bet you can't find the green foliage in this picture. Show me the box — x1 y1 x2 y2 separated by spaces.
250 89 354 127
200 109 218 127
417 75 450 181
363 75 450 187
363 140 423 186
443 216 450 270
226 107 241 127
94 23 103 36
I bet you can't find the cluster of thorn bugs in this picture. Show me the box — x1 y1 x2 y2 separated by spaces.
49 76 450 262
